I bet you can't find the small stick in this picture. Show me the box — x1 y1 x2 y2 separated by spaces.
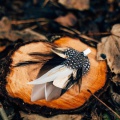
11 18 48 25
70 28 99 43
87 32 111 36
0 102 8 120
87 90 120 119
26 25 38 30
79 34 99 43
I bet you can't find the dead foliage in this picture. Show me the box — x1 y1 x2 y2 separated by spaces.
97 24 120 74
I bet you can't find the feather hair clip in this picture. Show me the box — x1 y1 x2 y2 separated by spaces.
28 47 91 101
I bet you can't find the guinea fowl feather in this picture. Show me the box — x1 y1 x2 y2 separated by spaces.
28 48 91 101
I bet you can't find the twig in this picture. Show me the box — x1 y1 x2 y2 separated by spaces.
79 34 99 43
0 102 8 120
25 25 38 30
61 27 99 43
71 28 99 43
11 18 48 25
87 32 111 36
87 89 120 119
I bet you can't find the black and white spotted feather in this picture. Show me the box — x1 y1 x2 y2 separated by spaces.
28 47 91 101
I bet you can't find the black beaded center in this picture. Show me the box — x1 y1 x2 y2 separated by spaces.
63 48 90 75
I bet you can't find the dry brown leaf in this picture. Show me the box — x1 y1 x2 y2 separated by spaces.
0 17 47 41
54 13 77 27
112 75 120 84
110 83 120 106
58 0 89 11
97 36 109 60
0 17 11 32
23 28 48 40
0 30 47 41
20 111 82 120
111 24 120 37
97 25 120 74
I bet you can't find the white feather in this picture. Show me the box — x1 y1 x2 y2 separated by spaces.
28 65 64 84
53 76 69 88
53 68 73 88
45 82 62 101
31 84 45 102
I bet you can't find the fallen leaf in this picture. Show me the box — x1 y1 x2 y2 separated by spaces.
58 0 89 11
91 110 102 120
112 75 120 85
54 13 77 27
0 17 11 32
0 18 47 41
111 24 120 37
110 85 120 107
20 111 82 120
97 24 120 74
97 36 109 60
